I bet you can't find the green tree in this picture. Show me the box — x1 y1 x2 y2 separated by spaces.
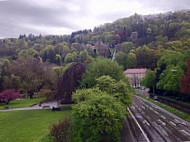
40 45 56 62
55 54 62 65
126 52 137 69
18 49 38 59
166 40 182 51
79 49 88 62
64 53 73 64
72 88 126 142
16 38 28 49
55 42 69 58
115 51 127 68
157 65 184 92
9 58 54 98
96 75 116 93
118 42 135 53
52 66 64 78
141 70 156 93
0 59 11 91
72 51 78 62
81 58 123 88
96 75 133 106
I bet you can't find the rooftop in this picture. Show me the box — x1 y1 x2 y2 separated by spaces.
124 68 147 74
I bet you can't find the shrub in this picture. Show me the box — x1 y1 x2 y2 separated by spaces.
50 117 73 142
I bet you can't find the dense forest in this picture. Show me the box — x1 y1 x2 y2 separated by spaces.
0 10 190 101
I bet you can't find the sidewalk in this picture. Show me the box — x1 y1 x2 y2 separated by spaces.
0 101 59 112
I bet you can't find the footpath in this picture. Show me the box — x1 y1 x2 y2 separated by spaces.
0 101 59 112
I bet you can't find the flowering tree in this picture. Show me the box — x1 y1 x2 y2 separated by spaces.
0 89 22 104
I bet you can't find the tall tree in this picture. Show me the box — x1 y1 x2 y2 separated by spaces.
58 63 87 103
115 51 127 68
157 65 184 93
126 52 137 69
141 70 156 93
81 58 123 88
9 58 54 98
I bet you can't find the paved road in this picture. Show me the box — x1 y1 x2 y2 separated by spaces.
128 95 190 142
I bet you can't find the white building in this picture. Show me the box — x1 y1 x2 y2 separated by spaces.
124 68 147 88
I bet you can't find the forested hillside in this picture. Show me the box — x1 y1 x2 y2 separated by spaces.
0 10 190 101
1 10 190 67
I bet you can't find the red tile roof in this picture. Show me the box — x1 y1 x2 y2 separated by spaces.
124 68 147 74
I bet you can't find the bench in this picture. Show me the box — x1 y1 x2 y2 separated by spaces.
42 105 50 109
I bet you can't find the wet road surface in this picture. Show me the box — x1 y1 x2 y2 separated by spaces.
127 95 190 142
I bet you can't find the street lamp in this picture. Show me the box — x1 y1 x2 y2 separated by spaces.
171 69 176 72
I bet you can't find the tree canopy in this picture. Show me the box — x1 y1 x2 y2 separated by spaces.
81 58 123 88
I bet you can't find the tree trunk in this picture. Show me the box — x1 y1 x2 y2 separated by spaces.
29 92 33 99
5 100 10 105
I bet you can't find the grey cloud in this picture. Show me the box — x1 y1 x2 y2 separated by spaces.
0 0 81 37
138 0 190 11
0 0 189 38
0 0 79 27
96 0 190 22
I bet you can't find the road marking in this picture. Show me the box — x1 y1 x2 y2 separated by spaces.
154 122 158 126
155 111 159 114
170 121 176 126
142 106 145 109
127 107 151 142
174 119 180 123
162 130 168 136
181 130 190 136
147 116 151 120
181 122 187 126
150 107 153 110
161 115 166 119
143 120 150 126
158 119 166 126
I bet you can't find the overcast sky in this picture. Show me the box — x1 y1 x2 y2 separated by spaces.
0 0 190 38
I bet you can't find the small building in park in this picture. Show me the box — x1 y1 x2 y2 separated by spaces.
124 68 147 88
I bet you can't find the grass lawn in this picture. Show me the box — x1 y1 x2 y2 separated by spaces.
0 98 44 110
0 109 71 142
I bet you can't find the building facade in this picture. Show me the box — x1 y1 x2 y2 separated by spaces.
124 68 147 88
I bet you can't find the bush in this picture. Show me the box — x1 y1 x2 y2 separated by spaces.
38 89 55 101
50 117 73 142
72 88 126 142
